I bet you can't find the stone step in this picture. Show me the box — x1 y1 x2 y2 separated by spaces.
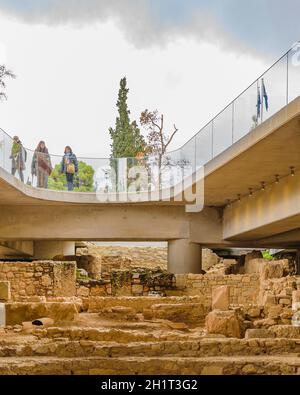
35 326 193 343
1 337 300 358
0 355 299 375
87 296 206 313
34 325 300 343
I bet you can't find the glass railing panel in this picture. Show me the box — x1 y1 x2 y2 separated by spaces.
0 129 5 169
178 136 195 174
159 149 181 189
3 131 12 174
260 54 288 121
195 122 213 168
288 46 300 103
233 81 258 142
212 104 233 157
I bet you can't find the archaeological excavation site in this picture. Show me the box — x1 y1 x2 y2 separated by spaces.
0 244 300 376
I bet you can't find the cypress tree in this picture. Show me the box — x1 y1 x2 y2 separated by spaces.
109 77 145 159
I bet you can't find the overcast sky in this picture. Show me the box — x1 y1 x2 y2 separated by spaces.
0 0 299 157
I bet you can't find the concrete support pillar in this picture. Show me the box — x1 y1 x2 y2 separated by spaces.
33 241 75 260
168 239 202 274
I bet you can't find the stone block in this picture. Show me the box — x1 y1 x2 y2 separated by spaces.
201 365 223 375
267 305 283 319
5 302 78 325
202 249 220 271
270 325 300 338
205 310 242 338
0 281 10 301
246 307 261 318
292 290 300 306
144 302 206 322
212 285 230 311
260 261 285 280
131 284 143 295
279 298 291 306
253 318 276 328
244 328 275 339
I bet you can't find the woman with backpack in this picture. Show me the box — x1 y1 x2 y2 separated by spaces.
31 140 53 188
60 146 78 191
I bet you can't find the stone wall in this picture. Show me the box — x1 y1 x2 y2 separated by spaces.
54 255 102 280
0 261 76 300
76 269 175 298
76 270 260 306
174 274 260 307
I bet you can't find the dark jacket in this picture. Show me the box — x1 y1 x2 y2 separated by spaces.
60 152 78 174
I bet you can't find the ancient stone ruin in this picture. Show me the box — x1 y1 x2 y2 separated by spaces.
0 246 300 375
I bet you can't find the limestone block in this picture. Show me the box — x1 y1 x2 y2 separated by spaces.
205 310 242 338
201 365 223 375
211 285 230 311
244 251 263 267
279 298 291 306
0 281 10 301
5 302 78 325
246 307 261 318
267 305 283 319
292 290 300 306
261 261 285 280
144 302 206 322
241 364 257 374
244 258 286 280
77 286 90 297
53 262 76 297
253 318 277 328
202 249 220 271
41 275 52 287
245 328 275 339
270 325 300 338
131 284 143 295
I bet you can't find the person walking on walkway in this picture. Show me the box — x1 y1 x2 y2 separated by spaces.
10 136 26 182
60 146 78 191
31 140 53 188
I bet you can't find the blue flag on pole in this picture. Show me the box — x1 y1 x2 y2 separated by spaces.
256 85 261 119
262 78 268 111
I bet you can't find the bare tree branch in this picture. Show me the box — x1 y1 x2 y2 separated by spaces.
164 124 178 151
0 65 16 100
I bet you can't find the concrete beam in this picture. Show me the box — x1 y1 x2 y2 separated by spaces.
0 204 221 243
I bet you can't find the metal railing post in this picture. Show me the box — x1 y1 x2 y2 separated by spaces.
232 102 235 144
287 52 289 105
211 120 214 159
